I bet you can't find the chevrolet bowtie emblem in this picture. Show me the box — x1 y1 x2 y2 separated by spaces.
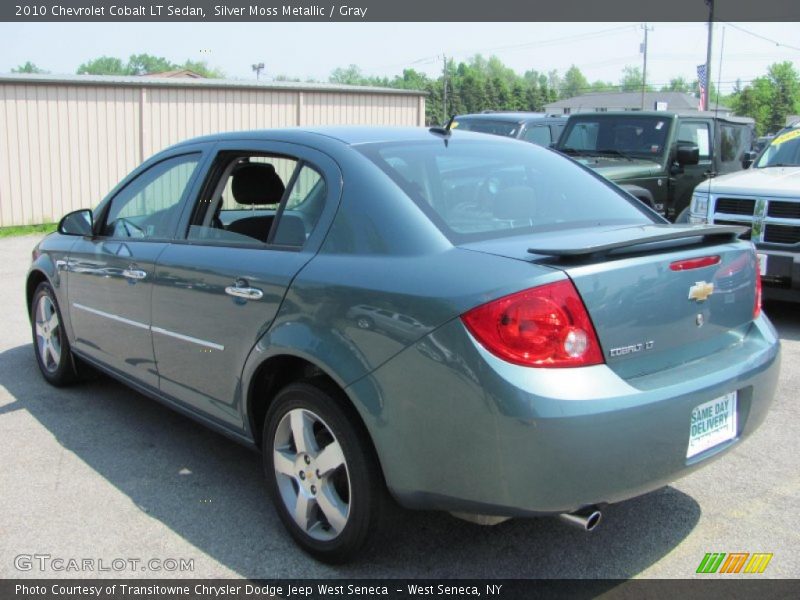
689 281 715 302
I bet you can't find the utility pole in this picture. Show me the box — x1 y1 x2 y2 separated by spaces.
442 54 448 125
640 24 653 110
704 0 714 111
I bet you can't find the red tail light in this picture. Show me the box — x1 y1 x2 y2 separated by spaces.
461 279 604 368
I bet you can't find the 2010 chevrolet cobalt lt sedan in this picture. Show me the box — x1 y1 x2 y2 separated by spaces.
28 127 780 563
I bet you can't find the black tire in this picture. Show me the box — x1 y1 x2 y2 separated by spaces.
31 282 78 386
263 380 384 563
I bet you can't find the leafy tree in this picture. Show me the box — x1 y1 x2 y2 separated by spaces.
766 61 800 133
329 64 365 85
12 61 47 74
560 65 589 99
181 60 225 78
590 80 616 93
731 62 800 135
127 54 174 75
620 66 647 92
661 76 690 93
77 56 127 75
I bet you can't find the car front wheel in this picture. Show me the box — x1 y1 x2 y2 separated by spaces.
263 380 383 563
31 282 78 386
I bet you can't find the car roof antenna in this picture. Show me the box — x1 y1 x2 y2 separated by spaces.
429 115 456 144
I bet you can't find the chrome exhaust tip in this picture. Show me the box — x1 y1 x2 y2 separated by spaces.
559 507 602 531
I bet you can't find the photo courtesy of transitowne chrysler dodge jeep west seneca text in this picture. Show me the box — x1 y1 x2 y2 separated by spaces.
27 127 780 563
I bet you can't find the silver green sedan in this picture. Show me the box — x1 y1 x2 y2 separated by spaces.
27 127 780 563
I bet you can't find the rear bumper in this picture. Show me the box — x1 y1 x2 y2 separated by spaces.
349 315 780 516
758 247 800 303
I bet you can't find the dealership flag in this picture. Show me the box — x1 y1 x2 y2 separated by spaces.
697 64 707 110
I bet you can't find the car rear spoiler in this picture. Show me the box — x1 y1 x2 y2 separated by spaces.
527 225 749 258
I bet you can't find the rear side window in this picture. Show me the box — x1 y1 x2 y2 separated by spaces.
359 139 654 243
521 125 551 146
187 153 326 248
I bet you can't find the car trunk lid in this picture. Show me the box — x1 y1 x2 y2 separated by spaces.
462 224 758 378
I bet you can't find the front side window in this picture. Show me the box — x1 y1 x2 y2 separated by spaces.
104 153 200 239
678 121 711 159
359 139 654 243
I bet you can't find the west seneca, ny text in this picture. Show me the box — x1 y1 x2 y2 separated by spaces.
15 4 369 19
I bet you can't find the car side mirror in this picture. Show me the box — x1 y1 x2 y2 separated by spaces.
58 209 93 236
676 143 700 166
742 150 758 169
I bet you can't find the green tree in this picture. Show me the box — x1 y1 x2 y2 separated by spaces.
329 64 365 85
12 61 47 74
620 66 646 92
766 61 800 133
661 76 690 93
126 54 175 75
77 56 127 75
590 80 616 93
560 65 589 99
731 62 800 135
181 60 225 78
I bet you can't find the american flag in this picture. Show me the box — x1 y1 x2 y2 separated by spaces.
697 64 707 110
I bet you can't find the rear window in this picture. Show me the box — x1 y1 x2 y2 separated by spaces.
358 138 655 243
451 119 521 138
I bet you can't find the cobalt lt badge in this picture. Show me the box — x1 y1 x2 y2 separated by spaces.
688 281 714 302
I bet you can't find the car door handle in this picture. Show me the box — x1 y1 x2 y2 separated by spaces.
122 268 147 280
225 283 263 301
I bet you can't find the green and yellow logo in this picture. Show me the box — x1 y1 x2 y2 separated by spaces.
696 552 773 574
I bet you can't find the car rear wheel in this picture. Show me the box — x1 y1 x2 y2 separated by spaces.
263 380 384 563
31 282 78 386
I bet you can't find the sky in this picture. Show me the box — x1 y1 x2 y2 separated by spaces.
1 21 799 94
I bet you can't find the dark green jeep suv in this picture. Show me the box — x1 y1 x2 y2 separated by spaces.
554 111 755 221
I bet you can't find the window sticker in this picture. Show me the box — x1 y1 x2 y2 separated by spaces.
696 127 710 157
772 129 800 146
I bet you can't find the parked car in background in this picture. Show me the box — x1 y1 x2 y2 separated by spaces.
451 112 567 147
554 111 755 221
688 121 800 303
28 127 779 563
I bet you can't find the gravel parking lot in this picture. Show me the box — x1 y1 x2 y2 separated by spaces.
1 234 798 579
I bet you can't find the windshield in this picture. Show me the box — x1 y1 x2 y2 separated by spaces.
451 119 521 138
357 138 656 243
755 129 800 168
560 116 670 158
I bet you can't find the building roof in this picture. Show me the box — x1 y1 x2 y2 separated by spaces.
0 73 426 96
545 91 730 112
141 69 206 79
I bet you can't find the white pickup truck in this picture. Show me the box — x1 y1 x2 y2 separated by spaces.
688 122 800 302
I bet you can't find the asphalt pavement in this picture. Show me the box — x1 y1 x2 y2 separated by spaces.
1 234 798 579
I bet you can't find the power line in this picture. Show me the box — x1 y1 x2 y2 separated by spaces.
723 22 800 53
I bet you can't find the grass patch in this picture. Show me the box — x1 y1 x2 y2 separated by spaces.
0 223 57 238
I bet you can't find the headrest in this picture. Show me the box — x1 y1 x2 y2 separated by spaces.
231 163 285 205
